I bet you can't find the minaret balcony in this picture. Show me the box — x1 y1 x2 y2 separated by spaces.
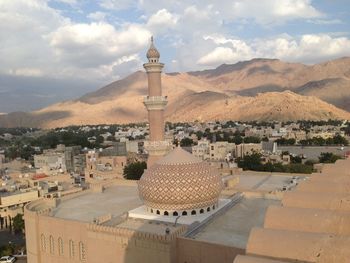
144 140 172 156
143 96 168 110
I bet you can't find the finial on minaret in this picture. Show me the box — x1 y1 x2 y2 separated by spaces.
146 35 160 62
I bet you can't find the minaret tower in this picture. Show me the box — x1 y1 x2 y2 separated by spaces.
143 37 170 167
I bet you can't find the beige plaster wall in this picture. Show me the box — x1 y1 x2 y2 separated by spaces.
25 199 179 263
264 206 350 235
282 191 350 211
246 227 350 263
295 180 350 194
233 255 288 263
176 237 244 263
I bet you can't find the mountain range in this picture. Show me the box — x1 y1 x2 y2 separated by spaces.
0 57 349 128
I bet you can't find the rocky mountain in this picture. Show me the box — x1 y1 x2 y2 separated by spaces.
0 57 349 128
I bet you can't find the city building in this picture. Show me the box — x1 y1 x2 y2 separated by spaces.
34 145 85 175
85 149 126 182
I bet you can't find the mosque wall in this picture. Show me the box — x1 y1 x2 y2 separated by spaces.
25 199 179 263
176 237 244 263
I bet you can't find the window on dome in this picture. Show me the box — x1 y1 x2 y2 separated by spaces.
191 210 196 215
156 210 160 215
182 211 187 216
164 211 169 216
200 209 204 214
173 211 178 216
207 207 211 212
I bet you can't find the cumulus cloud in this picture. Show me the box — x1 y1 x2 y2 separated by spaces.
0 0 348 82
99 0 135 11
0 0 151 82
49 22 150 68
147 9 178 34
197 33 350 67
87 11 108 21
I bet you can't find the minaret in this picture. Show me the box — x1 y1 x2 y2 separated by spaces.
143 37 171 167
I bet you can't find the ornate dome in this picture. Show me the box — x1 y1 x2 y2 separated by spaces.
146 36 160 60
138 147 223 216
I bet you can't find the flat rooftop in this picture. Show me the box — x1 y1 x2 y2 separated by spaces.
52 185 142 222
193 197 280 249
234 174 300 192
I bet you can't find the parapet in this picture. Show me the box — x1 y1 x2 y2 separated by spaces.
264 206 350 235
233 255 288 263
282 191 350 211
295 180 350 194
246 227 350 262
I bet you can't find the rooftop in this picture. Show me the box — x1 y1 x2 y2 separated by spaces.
193 197 280 249
51 185 142 222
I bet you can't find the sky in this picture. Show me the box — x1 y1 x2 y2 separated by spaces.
0 0 350 112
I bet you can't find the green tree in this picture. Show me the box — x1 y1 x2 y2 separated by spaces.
123 161 147 180
236 152 263 171
0 244 14 257
13 214 25 233
180 137 193 147
319 152 342 163
243 136 261 143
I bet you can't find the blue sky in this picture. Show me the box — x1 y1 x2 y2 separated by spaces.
0 0 349 111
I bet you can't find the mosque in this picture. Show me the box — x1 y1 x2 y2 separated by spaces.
24 38 350 263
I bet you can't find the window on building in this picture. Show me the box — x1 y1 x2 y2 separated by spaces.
164 211 169 216
173 211 178 216
69 240 75 258
182 211 187 216
58 237 63 256
191 210 196 215
49 235 55 254
79 242 86 261
40 234 46 252
200 209 204 214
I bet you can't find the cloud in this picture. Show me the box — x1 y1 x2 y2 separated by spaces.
99 0 135 11
228 0 322 25
147 9 178 34
307 19 343 25
197 33 350 67
49 22 150 68
87 11 108 21
0 0 151 82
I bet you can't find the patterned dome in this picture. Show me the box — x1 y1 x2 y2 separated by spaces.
138 147 223 215
146 36 160 59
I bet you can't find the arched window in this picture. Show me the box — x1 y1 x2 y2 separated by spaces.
156 210 160 215
182 211 187 216
69 240 75 258
200 209 204 214
173 211 178 216
79 242 86 261
49 235 54 254
207 207 211 212
40 234 46 252
164 211 169 216
58 237 63 256
150 209 153 213
212 205 215 210
191 210 196 215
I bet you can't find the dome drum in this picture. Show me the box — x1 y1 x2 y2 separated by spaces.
146 203 218 217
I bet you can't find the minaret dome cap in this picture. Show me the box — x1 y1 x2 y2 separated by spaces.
146 36 160 60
